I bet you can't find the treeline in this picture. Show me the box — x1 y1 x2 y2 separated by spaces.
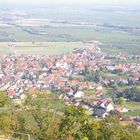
116 87 140 102
0 91 140 140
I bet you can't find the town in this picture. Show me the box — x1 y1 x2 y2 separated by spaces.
0 41 140 128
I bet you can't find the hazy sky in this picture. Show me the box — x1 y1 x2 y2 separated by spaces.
1 0 140 5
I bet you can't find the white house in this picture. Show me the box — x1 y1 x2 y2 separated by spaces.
100 102 114 112
106 103 114 112
121 107 129 113
74 91 84 98
96 85 103 90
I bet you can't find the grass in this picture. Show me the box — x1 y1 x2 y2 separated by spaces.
101 72 130 79
123 102 140 116
124 102 140 110
0 42 85 55
71 74 85 81
35 26 140 55
113 59 140 64
0 24 140 55
0 46 12 54
15 42 85 55
123 110 140 116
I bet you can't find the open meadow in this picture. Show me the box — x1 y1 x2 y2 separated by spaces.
0 24 139 55
0 42 85 55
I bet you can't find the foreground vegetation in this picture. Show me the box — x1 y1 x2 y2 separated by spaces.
0 91 140 140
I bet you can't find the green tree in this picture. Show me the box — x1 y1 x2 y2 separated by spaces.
0 91 10 107
17 92 51 139
59 106 97 140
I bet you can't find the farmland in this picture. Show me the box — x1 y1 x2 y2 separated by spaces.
0 42 85 55
0 5 140 55
0 24 140 55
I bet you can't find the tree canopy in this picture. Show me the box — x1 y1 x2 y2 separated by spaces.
0 91 140 140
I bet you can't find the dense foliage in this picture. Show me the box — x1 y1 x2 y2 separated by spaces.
116 87 140 102
0 91 140 140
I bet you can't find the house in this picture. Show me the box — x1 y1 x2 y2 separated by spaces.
132 117 140 125
84 105 93 111
96 85 103 90
74 91 84 98
131 118 140 129
70 99 81 107
94 107 109 118
67 91 74 96
116 107 129 113
96 92 104 97
7 90 15 98
99 100 114 112
105 102 115 112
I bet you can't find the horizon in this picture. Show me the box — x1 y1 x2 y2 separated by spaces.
0 0 140 6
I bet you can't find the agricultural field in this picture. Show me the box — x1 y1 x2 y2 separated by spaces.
0 5 140 55
0 45 12 54
0 24 139 55
0 42 85 55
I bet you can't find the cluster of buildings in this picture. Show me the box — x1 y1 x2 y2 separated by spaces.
0 44 105 98
0 43 140 122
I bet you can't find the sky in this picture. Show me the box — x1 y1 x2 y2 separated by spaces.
0 0 140 5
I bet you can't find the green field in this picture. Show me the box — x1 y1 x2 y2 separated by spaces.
0 46 12 54
123 102 140 116
0 22 140 55
101 72 130 79
0 42 85 55
0 5 140 55
123 110 140 116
